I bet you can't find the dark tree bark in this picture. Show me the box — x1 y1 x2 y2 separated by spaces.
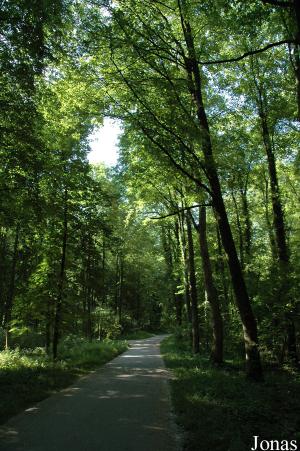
178 3 263 379
186 213 200 353
52 188 68 360
3 223 20 349
197 207 223 364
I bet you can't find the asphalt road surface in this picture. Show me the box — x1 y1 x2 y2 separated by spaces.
0 335 180 451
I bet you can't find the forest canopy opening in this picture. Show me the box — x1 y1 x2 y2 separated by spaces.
88 118 122 166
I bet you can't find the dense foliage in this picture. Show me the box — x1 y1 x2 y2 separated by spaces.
0 0 299 383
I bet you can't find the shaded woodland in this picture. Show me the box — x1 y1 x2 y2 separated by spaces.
0 0 299 384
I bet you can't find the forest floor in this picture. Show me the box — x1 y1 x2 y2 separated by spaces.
0 339 127 425
161 335 300 451
0 335 179 451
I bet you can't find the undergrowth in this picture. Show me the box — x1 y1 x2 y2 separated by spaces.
161 335 300 451
0 338 127 425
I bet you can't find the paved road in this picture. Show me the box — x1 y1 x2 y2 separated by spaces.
0 335 180 451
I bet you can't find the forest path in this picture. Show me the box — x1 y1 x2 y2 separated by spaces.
0 335 180 451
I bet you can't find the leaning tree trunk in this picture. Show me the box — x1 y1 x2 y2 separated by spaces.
52 188 68 360
179 6 263 379
198 207 223 364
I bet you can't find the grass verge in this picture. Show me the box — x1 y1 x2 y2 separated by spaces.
161 335 300 451
0 339 127 425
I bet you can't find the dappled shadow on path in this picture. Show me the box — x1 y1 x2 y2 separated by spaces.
0 336 179 451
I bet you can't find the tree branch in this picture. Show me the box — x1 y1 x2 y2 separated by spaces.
151 203 212 219
198 40 294 66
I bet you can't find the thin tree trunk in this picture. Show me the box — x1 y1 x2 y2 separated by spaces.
231 192 244 269
216 226 229 307
115 252 124 324
174 220 183 326
258 109 288 263
118 256 124 324
86 235 92 341
45 295 52 354
262 173 277 259
186 213 200 353
178 6 263 379
240 177 252 262
178 213 192 324
198 207 223 364
4 223 20 349
52 188 68 360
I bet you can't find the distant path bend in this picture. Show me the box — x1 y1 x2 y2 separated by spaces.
0 335 180 451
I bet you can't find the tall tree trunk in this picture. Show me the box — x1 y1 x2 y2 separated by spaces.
179 5 263 379
259 110 288 263
255 84 298 365
3 223 20 349
186 213 200 353
52 188 68 360
198 207 223 364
